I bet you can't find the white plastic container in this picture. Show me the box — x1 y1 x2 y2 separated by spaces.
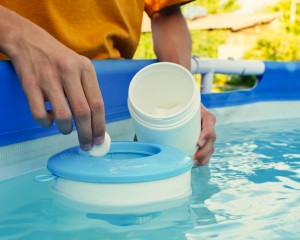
128 62 201 155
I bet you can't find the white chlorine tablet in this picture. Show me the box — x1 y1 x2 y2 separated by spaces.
79 132 111 157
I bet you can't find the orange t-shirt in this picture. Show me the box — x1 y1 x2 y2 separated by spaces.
0 0 191 60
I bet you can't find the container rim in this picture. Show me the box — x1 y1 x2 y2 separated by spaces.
128 62 199 120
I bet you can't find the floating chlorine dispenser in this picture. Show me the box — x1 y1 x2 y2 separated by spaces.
44 140 193 211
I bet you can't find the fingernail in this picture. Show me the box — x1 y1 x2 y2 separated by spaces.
193 160 198 168
81 143 92 151
198 139 207 148
93 136 104 145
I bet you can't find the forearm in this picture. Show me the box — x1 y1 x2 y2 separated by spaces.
0 5 26 57
151 5 191 70
0 5 61 59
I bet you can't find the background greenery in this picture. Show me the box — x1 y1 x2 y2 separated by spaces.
134 29 228 60
134 0 300 92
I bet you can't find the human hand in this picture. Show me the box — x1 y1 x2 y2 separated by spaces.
1 9 105 150
193 105 216 166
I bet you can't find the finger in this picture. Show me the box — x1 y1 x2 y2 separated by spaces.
193 143 214 166
201 105 216 130
193 130 215 165
196 126 209 150
62 73 93 150
24 85 54 127
194 151 212 166
44 84 73 135
81 61 105 145
197 138 207 149
196 106 213 150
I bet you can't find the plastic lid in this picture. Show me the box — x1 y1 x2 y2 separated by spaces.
47 142 193 183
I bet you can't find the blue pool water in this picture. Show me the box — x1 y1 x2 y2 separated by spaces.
0 118 300 240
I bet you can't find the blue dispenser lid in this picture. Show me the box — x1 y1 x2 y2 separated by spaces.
47 142 193 183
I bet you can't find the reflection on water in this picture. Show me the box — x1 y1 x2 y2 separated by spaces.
190 165 220 226
0 119 300 239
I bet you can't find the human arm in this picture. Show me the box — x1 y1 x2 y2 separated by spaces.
0 5 105 150
150 4 191 69
150 4 216 165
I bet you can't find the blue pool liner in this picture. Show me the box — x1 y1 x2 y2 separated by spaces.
1 60 300 146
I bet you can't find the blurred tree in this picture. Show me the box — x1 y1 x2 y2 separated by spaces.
244 31 300 61
245 0 300 61
193 0 240 14
134 30 228 60
190 30 228 58
266 0 300 34
134 32 155 59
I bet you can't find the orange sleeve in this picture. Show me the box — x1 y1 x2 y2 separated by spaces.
145 0 193 17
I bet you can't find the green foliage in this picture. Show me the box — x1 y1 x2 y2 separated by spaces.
266 0 300 34
190 29 228 58
213 74 257 92
226 75 256 88
221 0 240 13
244 0 300 62
244 28 300 61
134 32 155 59
134 29 228 60
192 0 240 14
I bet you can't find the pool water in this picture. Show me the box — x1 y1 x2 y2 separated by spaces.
0 119 300 240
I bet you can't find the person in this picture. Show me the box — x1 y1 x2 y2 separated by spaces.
0 1 216 166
